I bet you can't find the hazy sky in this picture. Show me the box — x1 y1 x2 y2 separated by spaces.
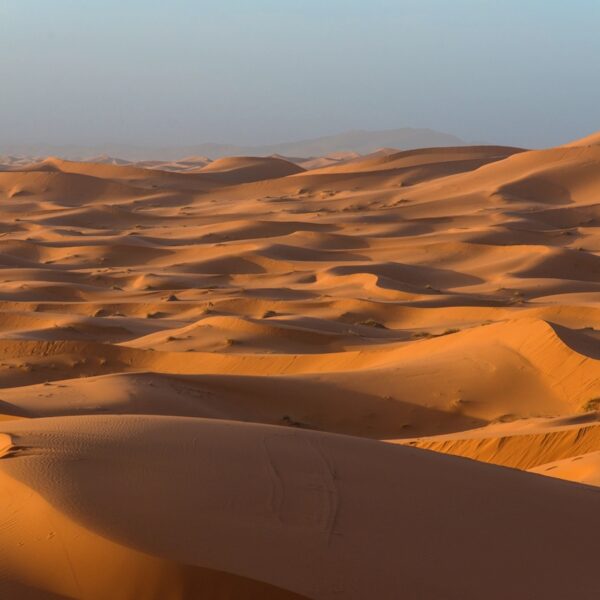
1 0 599 148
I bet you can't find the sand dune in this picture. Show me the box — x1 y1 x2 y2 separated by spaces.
197 156 305 183
0 133 599 597
1 415 600 600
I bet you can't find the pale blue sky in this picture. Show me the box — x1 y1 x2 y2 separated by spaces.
1 0 599 148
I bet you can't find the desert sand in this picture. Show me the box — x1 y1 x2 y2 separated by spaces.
0 133 598 598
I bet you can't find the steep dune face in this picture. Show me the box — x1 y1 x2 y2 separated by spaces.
398 415 600 469
0 133 599 598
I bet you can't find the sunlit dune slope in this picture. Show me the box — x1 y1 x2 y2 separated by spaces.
0 415 599 600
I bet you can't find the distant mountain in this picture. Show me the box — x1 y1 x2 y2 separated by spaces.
2 128 465 161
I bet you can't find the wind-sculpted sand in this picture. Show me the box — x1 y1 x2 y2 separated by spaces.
0 134 598 598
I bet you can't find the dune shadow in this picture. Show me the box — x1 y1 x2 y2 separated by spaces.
547 322 600 360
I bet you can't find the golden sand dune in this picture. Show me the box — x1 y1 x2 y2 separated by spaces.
0 415 599 600
0 133 598 598
198 156 305 183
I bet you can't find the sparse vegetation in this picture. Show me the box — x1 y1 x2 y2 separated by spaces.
413 328 460 339
582 398 600 412
282 415 311 429
412 331 433 339
356 318 387 329
424 284 441 293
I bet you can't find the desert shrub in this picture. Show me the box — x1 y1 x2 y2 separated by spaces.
582 398 600 412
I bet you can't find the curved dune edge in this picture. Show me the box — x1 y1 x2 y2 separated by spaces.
531 450 600 486
0 465 306 600
197 156 305 183
0 317 592 436
0 317 594 378
0 432 13 456
0 317 594 440
397 417 600 471
0 415 600 600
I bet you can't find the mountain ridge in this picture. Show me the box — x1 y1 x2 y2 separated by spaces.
1 127 465 161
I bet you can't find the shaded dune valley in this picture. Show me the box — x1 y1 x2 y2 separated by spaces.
0 132 599 599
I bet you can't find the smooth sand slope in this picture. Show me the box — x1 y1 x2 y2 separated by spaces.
1 415 600 600
0 133 598 598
